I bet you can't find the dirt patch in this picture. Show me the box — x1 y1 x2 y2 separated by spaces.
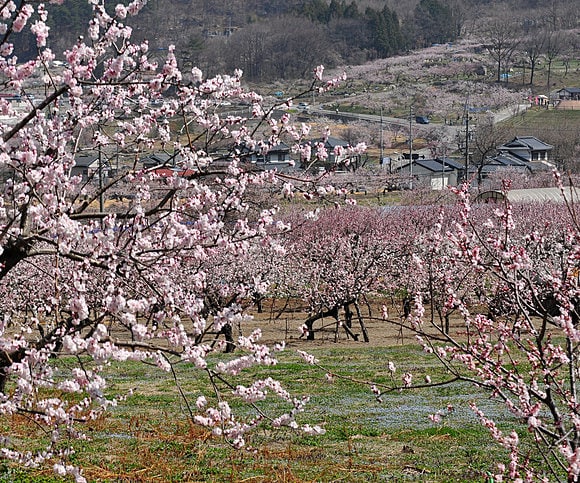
241 297 464 350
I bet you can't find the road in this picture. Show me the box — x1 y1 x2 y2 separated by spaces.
310 106 410 128
305 103 531 134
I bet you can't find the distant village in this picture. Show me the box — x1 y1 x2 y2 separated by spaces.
66 84 579 204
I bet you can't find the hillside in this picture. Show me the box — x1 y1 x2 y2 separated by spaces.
14 0 577 84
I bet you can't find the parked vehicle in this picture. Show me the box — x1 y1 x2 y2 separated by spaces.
415 116 430 124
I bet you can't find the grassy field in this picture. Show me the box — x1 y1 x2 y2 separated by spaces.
6 49 579 483
2 340 528 483
502 106 580 131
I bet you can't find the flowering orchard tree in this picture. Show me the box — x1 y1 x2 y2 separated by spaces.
275 207 398 342
271 205 440 342
0 1 359 479
288 183 580 481
387 182 580 482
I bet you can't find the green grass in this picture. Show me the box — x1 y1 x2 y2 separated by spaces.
0 345 543 482
499 107 580 153
504 107 580 128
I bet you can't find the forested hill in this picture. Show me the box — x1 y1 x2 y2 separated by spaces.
14 0 579 82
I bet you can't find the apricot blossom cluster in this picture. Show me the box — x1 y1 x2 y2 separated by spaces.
0 1 342 479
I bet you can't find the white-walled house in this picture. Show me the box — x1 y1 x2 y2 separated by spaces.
71 154 109 181
395 157 464 190
498 136 553 162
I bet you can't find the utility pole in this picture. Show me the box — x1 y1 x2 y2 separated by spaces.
464 115 470 184
409 105 413 190
98 145 104 214
380 107 384 166
462 94 471 185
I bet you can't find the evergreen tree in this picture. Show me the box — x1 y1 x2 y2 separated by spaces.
298 0 329 23
412 0 457 47
365 6 403 58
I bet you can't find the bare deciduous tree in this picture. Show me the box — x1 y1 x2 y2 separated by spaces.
543 29 567 88
522 29 546 85
481 18 521 83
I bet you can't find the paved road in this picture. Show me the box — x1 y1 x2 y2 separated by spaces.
311 107 410 128
307 103 530 132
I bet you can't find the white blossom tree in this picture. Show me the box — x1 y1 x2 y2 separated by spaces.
0 1 362 479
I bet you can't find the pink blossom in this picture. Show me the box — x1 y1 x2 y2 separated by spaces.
115 4 128 19
30 21 49 47
314 65 324 81
429 413 442 423
12 4 33 32
297 350 318 365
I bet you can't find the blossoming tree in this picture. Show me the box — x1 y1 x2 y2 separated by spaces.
384 182 580 482
0 1 361 479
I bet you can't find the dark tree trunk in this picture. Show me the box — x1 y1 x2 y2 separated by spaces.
0 238 32 279
254 293 263 313
403 296 412 319
222 323 235 353
354 301 369 343
0 347 26 394
304 306 339 341
343 302 353 329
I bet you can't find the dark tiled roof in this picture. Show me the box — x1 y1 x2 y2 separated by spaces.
322 136 349 148
140 152 186 166
559 87 580 94
437 157 464 170
74 154 99 167
491 153 529 166
501 136 553 151
414 159 454 172
266 142 291 152
398 157 464 173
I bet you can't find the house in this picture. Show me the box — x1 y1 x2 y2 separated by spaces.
497 136 553 162
241 142 292 163
395 157 464 190
556 87 580 101
237 142 296 173
71 153 109 181
303 137 363 172
318 137 351 164
466 135 556 185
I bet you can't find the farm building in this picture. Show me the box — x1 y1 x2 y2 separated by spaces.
475 186 580 203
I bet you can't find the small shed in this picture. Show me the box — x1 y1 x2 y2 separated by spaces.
71 153 107 181
475 186 580 203
557 87 580 101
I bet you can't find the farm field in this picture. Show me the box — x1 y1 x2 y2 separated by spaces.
3 3 580 482
2 305 532 482
501 107 580 132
